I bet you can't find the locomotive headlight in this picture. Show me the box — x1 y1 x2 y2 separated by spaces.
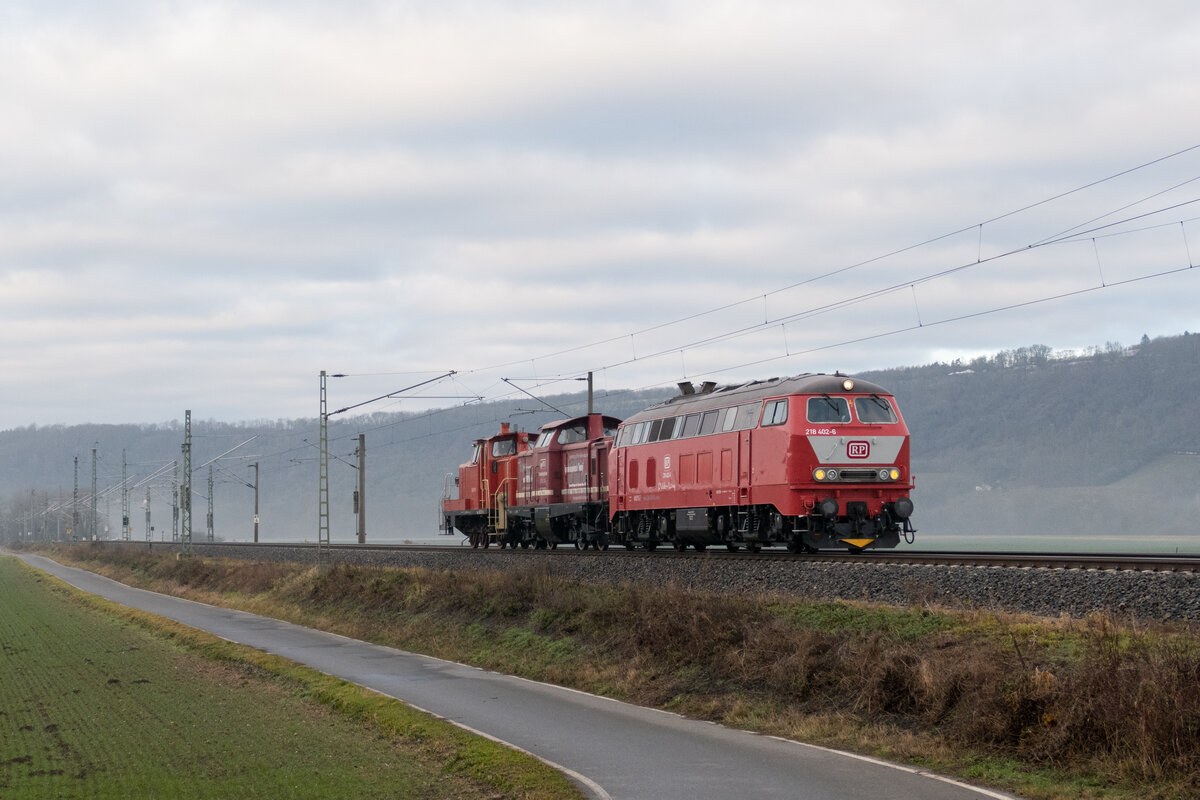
842 379 854 391
878 468 891 481
890 468 900 481
814 468 827 481
825 468 838 481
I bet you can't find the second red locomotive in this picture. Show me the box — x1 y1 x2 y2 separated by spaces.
441 373 915 552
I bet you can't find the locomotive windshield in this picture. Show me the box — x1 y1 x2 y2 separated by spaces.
854 395 898 424
807 396 851 423
491 439 517 457
556 424 588 445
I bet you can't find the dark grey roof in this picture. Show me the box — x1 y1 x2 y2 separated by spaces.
621 374 893 425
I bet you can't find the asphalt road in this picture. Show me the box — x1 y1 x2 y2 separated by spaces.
11 553 1020 800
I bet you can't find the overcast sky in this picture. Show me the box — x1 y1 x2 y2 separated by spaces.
2 0 1198 430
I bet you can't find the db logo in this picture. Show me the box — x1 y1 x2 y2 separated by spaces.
847 441 870 459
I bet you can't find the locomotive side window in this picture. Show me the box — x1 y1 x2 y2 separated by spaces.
806 396 849 423
763 398 789 427
632 421 648 445
535 431 554 448
470 443 482 463
853 396 898 424
733 402 761 431
491 439 517 457
620 403 769 446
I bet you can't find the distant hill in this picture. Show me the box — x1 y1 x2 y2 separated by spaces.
859 332 1200 539
4 333 1199 543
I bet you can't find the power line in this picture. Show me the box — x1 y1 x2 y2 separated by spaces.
448 143 1200 380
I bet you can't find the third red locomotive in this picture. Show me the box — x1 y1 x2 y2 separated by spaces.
441 373 915 553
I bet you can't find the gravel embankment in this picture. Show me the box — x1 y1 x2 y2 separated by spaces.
125 541 1200 622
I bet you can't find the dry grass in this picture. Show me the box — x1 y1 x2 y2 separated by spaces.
36 543 1200 800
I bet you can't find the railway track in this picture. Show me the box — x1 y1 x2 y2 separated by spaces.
180 540 1200 573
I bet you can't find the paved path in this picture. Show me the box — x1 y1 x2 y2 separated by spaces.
11 553 1019 800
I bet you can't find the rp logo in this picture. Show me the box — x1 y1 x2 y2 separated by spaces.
847 441 870 459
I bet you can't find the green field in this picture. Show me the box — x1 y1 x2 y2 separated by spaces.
0 556 580 800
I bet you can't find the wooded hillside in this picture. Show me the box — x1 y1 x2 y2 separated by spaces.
4 333 1198 544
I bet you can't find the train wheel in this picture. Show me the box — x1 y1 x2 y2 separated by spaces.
597 534 610 551
574 538 586 551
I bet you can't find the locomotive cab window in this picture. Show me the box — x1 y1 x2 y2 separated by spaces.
557 424 587 445
806 396 850 423
853 396 898 424
470 443 482 463
491 439 517 457
762 398 789 427
535 431 554 448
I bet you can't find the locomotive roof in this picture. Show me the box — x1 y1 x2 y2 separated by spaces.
622 373 893 424
537 413 622 431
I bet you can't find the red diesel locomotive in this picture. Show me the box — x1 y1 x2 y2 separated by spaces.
441 373 915 552
442 414 621 549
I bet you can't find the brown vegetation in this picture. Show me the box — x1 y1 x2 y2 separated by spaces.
42 544 1200 800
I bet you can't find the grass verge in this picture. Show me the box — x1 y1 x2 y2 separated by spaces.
0 555 583 800
29 543 1200 800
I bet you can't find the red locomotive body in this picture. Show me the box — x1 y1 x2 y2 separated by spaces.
441 423 533 548
608 374 914 552
513 413 621 549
